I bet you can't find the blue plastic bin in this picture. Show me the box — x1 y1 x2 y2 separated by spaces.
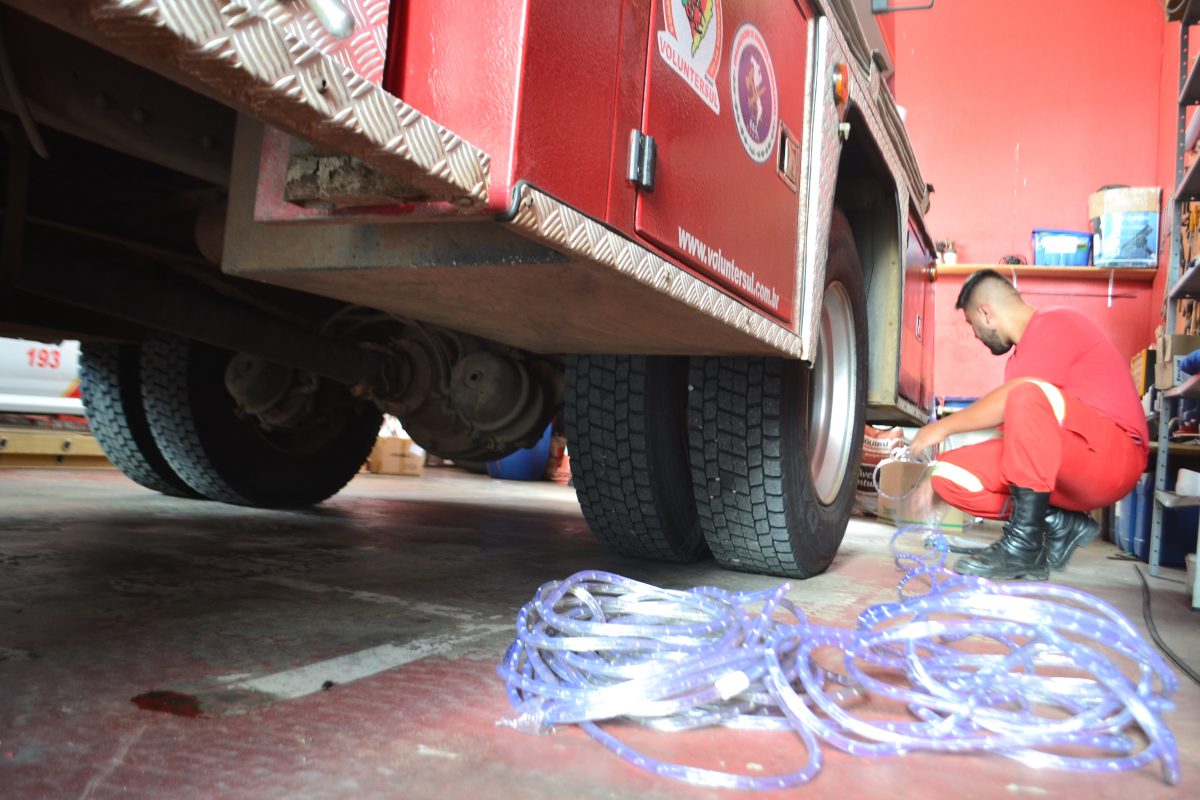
1127 473 1194 567
1032 229 1091 266
1129 473 1153 556
486 423 553 481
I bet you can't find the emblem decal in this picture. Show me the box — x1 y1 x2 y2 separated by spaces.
729 24 778 164
657 0 723 114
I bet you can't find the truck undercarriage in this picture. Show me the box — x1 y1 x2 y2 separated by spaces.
0 1 936 578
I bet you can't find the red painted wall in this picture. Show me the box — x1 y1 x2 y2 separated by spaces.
882 0 1169 399
930 273 1158 401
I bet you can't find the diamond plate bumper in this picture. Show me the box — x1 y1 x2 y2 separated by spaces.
7 0 491 209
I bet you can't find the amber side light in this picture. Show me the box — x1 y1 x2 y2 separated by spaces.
832 63 849 106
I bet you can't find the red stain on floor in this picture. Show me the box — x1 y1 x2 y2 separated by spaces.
131 690 203 718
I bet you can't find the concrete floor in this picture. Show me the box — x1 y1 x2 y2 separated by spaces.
0 466 1197 799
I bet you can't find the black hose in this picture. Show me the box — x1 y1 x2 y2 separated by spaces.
1135 565 1200 687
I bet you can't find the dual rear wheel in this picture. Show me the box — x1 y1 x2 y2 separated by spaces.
568 212 867 578
80 336 381 508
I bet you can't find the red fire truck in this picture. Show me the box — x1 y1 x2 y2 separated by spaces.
0 0 935 578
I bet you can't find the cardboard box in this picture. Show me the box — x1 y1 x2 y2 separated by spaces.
1156 358 1176 390
1159 333 1200 360
367 437 425 476
854 425 908 516
1152 333 1200 389
875 460 968 531
396 452 426 476
1131 348 1156 395
1088 187 1161 267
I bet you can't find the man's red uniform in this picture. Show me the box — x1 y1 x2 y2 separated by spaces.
931 307 1148 518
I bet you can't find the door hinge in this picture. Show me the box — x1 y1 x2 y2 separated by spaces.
626 129 657 192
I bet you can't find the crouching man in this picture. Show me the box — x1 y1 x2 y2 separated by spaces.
908 269 1148 579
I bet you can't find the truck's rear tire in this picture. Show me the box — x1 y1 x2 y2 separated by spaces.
140 335 382 508
78 342 199 498
566 355 708 562
687 211 866 578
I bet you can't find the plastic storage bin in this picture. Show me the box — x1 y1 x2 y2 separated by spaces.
486 423 553 481
1126 473 1194 567
1032 229 1091 266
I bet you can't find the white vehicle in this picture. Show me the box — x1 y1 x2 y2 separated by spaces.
0 337 83 415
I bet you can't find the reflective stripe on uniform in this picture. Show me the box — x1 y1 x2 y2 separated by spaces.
1028 379 1066 424
930 461 985 493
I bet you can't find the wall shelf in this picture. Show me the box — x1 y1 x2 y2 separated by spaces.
1155 489 1200 509
1150 441 1200 455
937 264 1156 281
1164 372 1200 399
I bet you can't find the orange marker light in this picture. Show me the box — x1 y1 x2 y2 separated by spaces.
832 63 849 106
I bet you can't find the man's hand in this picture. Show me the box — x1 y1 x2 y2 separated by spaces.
908 420 947 458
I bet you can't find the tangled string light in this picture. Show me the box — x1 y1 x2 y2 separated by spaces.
497 539 1179 789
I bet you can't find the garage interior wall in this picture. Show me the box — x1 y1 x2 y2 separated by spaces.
881 0 1173 400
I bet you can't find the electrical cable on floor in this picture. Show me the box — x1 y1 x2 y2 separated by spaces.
1135 564 1200 688
498 543 1180 790
882 446 1199 688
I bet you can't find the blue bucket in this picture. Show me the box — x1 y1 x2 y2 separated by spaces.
486 423 553 481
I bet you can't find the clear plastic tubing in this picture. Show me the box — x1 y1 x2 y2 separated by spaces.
497 542 1179 790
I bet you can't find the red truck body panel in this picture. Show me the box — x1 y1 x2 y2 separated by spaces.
386 1 623 222
385 0 807 325
901 213 935 411
636 0 809 322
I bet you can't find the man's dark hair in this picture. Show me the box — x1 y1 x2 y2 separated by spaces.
956 268 1016 311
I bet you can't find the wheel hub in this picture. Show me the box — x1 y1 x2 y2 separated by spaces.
224 352 318 430
808 282 857 505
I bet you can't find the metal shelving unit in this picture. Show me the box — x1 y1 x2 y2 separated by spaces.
1151 7 1200 606
1168 258 1200 297
1167 0 1200 25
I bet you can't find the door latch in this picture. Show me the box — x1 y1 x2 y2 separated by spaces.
915 314 923 342
627 130 657 192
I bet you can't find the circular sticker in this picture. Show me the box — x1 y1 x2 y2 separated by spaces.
729 24 778 164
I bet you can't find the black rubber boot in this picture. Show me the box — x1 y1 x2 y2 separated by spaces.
1044 507 1100 571
953 486 1050 580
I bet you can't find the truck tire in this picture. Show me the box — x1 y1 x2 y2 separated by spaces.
78 342 200 498
140 335 382 508
566 355 708 562
688 211 866 578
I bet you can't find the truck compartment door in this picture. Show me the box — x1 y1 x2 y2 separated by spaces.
898 217 936 410
634 0 811 325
